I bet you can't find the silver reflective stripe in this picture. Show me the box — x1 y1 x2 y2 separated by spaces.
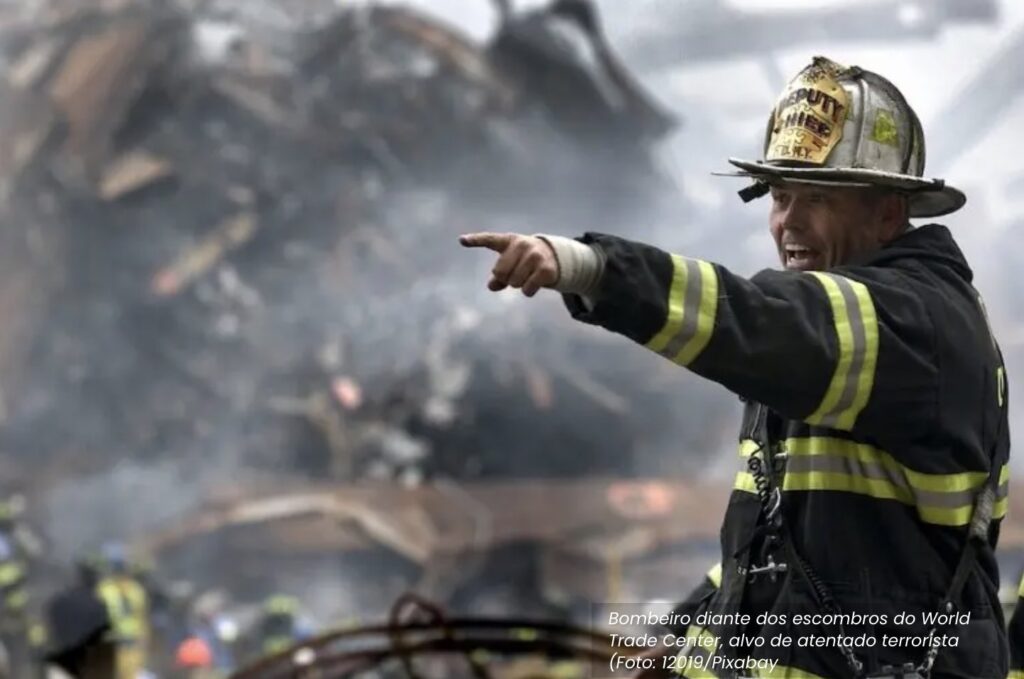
786 453 979 510
661 258 704 359
777 437 1007 526
645 255 718 367
805 272 879 431
818 278 868 428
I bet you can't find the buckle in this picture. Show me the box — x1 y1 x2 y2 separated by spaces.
747 555 787 583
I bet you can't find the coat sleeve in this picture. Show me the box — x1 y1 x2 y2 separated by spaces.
563 233 938 436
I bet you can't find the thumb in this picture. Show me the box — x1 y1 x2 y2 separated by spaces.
459 232 515 253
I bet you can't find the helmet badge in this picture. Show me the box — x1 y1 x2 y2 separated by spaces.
766 56 851 166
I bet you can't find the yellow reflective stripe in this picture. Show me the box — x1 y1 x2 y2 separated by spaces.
647 254 687 354
1018 573 1024 599
735 440 760 494
674 260 719 366
996 464 1010 520
1008 671 1024 679
263 636 292 654
915 504 975 527
29 622 47 647
97 578 148 642
5 588 27 609
805 273 854 425
734 470 757 494
995 496 1009 521
786 437 903 477
783 471 911 503
0 561 24 586
743 438 1009 491
735 437 1007 527
739 439 760 457
804 273 878 431
706 563 722 589
850 280 879 428
645 256 718 367
902 468 987 493
786 437 1004 526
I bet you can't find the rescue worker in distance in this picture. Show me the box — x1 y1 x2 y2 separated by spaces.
95 543 149 679
462 56 1010 678
0 495 41 677
242 594 313 663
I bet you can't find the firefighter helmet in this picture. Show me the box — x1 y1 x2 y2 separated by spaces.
722 56 965 218
175 636 213 668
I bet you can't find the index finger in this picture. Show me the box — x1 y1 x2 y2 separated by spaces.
459 232 514 252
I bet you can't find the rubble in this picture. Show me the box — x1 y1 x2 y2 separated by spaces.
231 598 617 679
98 149 174 201
139 477 725 624
0 0 711 495
0 10 743 655
151 211 258 297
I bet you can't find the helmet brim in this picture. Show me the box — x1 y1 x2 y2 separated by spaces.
720 158 966 218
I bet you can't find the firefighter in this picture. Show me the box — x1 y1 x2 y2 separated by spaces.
462 56 1009 678
95 543 149 679
41 571 114 679
247 595 312 661
0 495 39 676
130 554 177 675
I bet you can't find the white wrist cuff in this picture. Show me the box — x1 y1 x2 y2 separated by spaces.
536 234 605 296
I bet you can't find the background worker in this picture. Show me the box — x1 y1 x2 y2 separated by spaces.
95 543 149 679
0 495 42 676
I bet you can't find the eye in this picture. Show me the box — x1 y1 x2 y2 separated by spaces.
770 189 790 205
807 192 827 204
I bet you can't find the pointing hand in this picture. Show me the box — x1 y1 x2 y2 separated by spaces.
459 232 560 297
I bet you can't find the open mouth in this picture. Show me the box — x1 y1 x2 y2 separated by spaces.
784 245 820 270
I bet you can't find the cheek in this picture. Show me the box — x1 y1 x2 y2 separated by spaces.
844 218 874 251
807 217 833 250
769 216 783 246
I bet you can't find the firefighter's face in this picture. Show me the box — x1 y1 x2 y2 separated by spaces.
769 183 906 271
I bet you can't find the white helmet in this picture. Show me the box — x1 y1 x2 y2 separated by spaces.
724 56 965 218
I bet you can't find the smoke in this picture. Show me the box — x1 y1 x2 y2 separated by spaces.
43 459 211 561
0 2 721 595
3 0 1022 623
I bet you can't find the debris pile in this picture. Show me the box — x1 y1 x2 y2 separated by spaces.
0 0 736 502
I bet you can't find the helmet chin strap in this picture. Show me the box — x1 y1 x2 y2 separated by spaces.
738 180 771 203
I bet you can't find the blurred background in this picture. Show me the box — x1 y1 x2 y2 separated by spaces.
0 0 1021 676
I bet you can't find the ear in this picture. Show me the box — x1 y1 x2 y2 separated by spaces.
877 192 909 242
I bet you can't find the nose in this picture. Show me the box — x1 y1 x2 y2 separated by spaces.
776 198 810 234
